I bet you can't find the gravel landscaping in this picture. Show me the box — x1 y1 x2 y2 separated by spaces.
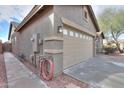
44 74 89 88
0 54 7 88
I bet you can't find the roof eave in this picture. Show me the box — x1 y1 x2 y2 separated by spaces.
8 23 12 40
87 5 105 39
15 5 44 32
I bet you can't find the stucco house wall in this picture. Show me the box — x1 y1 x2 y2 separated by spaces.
96 35 103 53
10 26 16 41
52 5 98 74
0 41 2 54
11 5 103 76
8 22 19 54
17 6 54 65
11 32 18 54
54 5 97 34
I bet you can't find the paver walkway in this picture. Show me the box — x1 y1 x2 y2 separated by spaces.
64 54 124 88
4 52 47 88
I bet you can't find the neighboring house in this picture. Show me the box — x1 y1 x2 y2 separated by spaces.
8 22 19 54
103 39 108 46
119 43 124 50
118 40 124 50
8 5 104 76
0 40 2 53
96 31 105 53
8 22 19 41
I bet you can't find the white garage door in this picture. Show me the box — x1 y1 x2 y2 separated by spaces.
63 26 94 69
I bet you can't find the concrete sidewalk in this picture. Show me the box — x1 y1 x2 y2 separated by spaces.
4 52 47 88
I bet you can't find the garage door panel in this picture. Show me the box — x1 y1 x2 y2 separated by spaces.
63 26 93 69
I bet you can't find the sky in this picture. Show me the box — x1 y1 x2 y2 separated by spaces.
92 5 124 40
92 5 124 16
0 5 33 42
0 5 124 42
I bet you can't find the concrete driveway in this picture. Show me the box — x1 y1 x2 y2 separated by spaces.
64 54 124 88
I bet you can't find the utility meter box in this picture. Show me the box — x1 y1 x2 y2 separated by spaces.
32 33 40 53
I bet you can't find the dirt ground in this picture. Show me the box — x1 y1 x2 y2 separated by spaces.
0 54 7 88
44 74 89 88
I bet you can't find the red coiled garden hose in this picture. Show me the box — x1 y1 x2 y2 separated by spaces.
40 59 54 80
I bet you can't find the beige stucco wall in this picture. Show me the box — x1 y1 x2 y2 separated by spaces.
53 5 96 71
17 6 54 64
11 31 20 54
14 5 98 76
10 26 16 42
16 6 63 76
54 5 97 34
96 36 103 53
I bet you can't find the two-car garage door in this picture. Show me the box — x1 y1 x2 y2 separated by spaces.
63 26 94 69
